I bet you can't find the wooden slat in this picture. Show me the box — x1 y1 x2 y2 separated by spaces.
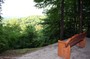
66 32 86 47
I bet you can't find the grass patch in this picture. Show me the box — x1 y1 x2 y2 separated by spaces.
0 48 41 57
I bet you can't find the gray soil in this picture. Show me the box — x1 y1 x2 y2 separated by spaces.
1 38 90 59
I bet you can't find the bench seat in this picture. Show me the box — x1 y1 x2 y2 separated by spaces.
58 32 86 59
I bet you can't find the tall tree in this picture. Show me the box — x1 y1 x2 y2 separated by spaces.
34 0 90 39
60 0 64 39
78 0 83 33
79 0 83 33
0 0 4 19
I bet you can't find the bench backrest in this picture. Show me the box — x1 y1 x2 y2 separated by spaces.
66 32 86 47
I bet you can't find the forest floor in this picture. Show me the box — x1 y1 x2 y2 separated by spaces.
0 38 90 59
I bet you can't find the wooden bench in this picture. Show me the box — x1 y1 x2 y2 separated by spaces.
58 32 86 59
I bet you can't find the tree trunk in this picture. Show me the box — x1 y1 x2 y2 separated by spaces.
78 0 83 33
60 0 64 39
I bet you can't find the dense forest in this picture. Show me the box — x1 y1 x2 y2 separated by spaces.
34 0 90 39
0 0 90 53
0 16 47 53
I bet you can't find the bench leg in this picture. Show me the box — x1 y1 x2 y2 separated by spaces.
58 40 70 59
77 38 86 48
58 40 66 57
63 45 70 59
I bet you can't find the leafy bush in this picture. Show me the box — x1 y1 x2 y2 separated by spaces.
0 16 44 53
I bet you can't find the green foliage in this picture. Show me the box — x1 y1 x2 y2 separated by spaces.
34 0 43 3
0 19 9 53
34 0 90 40
0 16 46 53
0 0 90 53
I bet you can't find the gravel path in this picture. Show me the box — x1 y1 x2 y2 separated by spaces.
2 38 90 59
16 43 60 59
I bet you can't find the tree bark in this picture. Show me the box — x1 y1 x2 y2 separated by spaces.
60 0 64 39
78 0 83 33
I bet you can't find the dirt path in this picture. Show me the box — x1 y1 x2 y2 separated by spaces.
1 38 90 59
16 43 60 59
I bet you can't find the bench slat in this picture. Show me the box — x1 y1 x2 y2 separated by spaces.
66 32 86 47
58 32 86 59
